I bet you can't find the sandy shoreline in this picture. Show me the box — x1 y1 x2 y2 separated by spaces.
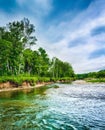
72 80 87 84
0 80 104 92
0 82 52 93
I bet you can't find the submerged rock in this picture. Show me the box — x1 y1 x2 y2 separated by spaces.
53 85 59 88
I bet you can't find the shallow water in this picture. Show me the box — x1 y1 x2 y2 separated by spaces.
0 83 105 130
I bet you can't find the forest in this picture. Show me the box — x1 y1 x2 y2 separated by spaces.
76 70 105 82
0 18 75 85
0 18 105 86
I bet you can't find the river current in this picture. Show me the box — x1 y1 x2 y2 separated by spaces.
0 83 105 130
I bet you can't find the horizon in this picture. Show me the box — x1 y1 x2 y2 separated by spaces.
0 0 105 73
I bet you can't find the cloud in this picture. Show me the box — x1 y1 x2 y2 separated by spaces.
89 48 105 59
91 26 105 36
36 0 105 73
16 0 53 17
73 56 105 73
0 0 105 73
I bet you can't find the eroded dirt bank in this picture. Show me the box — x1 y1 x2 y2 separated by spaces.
0 81 52 92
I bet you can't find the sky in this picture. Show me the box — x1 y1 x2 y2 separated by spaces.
0 0 105 73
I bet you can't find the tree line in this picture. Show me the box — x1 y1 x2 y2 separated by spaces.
0 18 75 80
76 70 105 79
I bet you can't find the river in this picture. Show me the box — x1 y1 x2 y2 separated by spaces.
0 83 105 130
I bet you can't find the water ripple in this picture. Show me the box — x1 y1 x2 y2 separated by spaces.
0 83 105 129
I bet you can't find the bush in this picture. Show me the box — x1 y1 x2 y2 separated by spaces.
0 76 38 86
86 78 105 83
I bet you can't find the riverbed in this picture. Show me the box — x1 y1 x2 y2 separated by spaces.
0 83 105 130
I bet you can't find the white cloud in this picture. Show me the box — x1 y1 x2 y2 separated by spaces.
16 0 26 5
16 0 53 17
35 0 105 73
0 0 105 73
35 0 52 9
73 55 105 73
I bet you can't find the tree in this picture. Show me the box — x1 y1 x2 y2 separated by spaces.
23 49 34 74
0 18 75 79
23 48 50 77
49 57 75 79
0 39 12 75
62 62 75 77
37 47 50 77
0 18 37 75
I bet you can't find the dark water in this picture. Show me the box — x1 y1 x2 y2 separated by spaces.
0 83 105 130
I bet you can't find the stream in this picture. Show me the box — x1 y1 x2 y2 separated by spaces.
0 83 105 130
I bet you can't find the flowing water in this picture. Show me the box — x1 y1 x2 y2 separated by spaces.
0 83 105 130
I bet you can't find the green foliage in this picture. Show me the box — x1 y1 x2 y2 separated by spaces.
86 78 105 83
76 70 105 82
0 76 38 86
0 18 36 76
96 70 105 78
0 76 51 86
76 73 88 79
0 39 12 75
23 47 50 76
0 18 75 86
49 57 75 79
37 77 50 82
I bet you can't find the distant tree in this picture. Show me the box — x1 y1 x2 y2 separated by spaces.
76 70 105 80
49 57 75 79
96 70 105 78
62 62 75 77
38 47 50 77
23 49 34 74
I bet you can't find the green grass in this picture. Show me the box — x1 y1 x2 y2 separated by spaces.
0 76 38 86
50 77 75 83
0 76 75 87
86 78 105 83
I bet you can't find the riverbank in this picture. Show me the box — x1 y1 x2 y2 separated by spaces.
0 76 74 92
0 82 53 92
86 78 105 83
72 80 87 84
72 79 105 85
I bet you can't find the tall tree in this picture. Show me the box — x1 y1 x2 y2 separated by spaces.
0 18 37 75
49 57 75 79
38 47 50 77
0 39 12 75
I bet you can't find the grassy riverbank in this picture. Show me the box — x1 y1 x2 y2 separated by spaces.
0 76 74 90
86 78 105 83
0 76 50 86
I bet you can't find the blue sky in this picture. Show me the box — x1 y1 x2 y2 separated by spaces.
0 0 105 73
